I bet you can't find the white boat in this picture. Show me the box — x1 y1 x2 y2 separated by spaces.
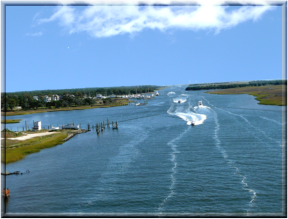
198 101 203 107
155 91 159 96
62 123 79 130
51 126 59 130
135 103 141 106
178 99 183 103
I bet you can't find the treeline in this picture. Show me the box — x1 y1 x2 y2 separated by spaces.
1 94 97 111
1 85 161 111
9 85 161 97
185 80 287 91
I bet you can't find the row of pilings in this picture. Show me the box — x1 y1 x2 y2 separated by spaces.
90 118 118 135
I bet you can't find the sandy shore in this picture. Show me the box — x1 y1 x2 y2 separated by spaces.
4 132 58 141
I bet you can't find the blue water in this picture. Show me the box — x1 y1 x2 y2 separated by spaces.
2 85 285 216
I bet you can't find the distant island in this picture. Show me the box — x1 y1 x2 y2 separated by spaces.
2 85 163 116
185 80 286 106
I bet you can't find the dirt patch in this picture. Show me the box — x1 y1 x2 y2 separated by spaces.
6 132 58 141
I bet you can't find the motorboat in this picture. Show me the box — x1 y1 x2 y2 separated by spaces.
135 103 141 106
198 101 203 107
178 99 183 103
155 91 159 96
191 121 195 126
50 126 60 132
62 124 79 130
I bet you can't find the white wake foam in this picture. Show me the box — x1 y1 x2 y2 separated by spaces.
202 96 282 147
173 97 187 103
158 126 191 213
167 103 207 126
193 105 211 111
259 116 283 126
203 96 257 210
167 92 176 96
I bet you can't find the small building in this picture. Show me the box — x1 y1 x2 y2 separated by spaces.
33 121 41 131
44 97 51 102
51 95 59 101
96 94 102 99
33 96 38 101
110 94 116 98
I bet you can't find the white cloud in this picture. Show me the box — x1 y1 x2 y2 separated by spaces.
37 5 274 38
25 32 43 36
33 12 40 20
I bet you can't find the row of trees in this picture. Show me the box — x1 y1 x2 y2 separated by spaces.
10 85 161 97
1 94 97 111
2 85 161 111
185 80 287 91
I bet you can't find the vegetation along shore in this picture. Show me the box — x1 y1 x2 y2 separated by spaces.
1 119 22 124
3 99 130 116
186 80 286 106
2 129 88 164
2 85 162 116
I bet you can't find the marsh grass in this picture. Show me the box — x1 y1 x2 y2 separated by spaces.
1 119 22 124
207 85 286 106
2 131 68 164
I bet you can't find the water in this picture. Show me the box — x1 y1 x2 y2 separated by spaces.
2 85 285 216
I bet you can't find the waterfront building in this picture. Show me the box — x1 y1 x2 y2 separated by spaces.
33 121 41 131
51 95 59 101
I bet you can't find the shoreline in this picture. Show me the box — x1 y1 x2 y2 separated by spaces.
2 102 130 117
1 119 22 124
206 85 286 106
2 129 88 164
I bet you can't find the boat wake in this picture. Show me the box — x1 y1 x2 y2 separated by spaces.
259 116 283 126
201 96 282 147
202 96 257 212
193 105 211 111
158 126 191 213
173 97 187 104
167 92 176 96
167 102 207 126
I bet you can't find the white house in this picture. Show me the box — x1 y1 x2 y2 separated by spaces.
51 95 59 101
96 94 102 99
110 94 116 98
44 97 51 102
33 121 41 131
33 96 38 101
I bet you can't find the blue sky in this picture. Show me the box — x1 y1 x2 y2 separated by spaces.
5 5 282 92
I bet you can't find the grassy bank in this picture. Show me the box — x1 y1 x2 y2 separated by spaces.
2 101 130 117
206 85 286 106
2 130 68 164
1 119 22 124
